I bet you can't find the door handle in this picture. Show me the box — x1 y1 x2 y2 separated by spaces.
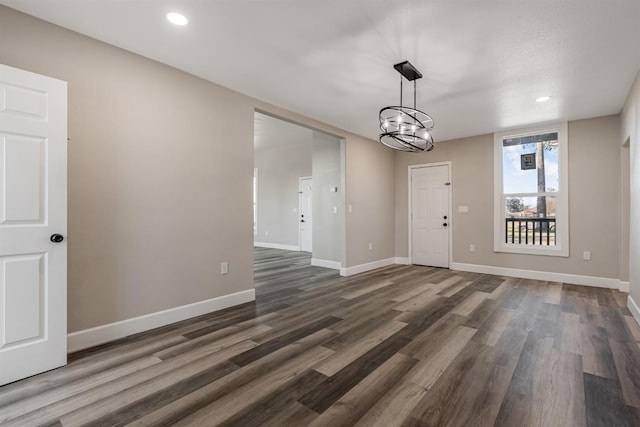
301 220 306 223
50 234 64 243
443 223 448 227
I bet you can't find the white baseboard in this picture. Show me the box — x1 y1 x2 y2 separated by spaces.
311 258 342 270
67 289 255 353
340 258 396 277
394 257 411 265
254 242 300 251
628 295 640 326
451 262 627 291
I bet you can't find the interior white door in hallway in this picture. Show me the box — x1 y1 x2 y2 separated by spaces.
299 177 312 252
0 65 68 385
411 164 450 268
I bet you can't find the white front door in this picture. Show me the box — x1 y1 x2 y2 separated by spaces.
411 164 450 268
0 64 68 385
299 177 312 252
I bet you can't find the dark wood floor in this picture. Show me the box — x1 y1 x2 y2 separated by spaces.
1 247 640 426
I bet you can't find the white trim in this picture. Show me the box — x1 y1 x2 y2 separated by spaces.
627 295 640 326
451 262 627 291
311 258 341 270
408 161 453 267
340 258 395 276
254 241 300 251
253 167 258 236
620 281 630 293
493 122 569 257
394 257 411 265
67 289 255 352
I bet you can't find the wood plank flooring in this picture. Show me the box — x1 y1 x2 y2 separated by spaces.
2 247 640 426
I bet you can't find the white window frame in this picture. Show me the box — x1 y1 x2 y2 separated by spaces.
493 122 569 257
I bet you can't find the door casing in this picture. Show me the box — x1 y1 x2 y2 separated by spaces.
299 176 312 252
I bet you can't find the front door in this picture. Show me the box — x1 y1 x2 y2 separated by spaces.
299 177 312 252
411 164 450 268
0 64 68 385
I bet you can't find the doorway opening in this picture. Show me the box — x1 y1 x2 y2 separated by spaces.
253 111 345 276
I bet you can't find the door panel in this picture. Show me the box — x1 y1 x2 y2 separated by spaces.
2 254 44 347
411 165 450 268
0 64 67 386
1 134 46 223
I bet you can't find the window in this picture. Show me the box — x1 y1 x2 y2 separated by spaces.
253 168 258 236
494 123 568 256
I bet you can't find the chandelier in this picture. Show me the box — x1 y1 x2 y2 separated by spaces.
379 61 435 152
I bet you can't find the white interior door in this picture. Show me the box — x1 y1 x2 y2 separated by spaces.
299 177 312 252
411 165 450 268
0 64 68 385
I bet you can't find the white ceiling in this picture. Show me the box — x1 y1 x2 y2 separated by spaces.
3 0 640 143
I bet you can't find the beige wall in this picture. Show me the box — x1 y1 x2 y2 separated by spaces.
621 70 640 304
345 136 396 266
0 7 256 332
0 6 395 332
312 131 345 265
395 115 623 280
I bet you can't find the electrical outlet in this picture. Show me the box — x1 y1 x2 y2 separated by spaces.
221 262 229 274
469 244 475 252
368 242 373 250
583 251 591 261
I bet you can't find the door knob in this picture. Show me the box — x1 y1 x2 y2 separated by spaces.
301 220 306 223
443 223 448 227
50 234 64 243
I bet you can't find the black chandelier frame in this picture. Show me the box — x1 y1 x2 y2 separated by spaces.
379 61 435 152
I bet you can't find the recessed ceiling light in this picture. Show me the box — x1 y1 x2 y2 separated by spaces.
167 12 188 26
535 96 551 103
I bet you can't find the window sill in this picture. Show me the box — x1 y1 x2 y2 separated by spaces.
494 244 568 257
